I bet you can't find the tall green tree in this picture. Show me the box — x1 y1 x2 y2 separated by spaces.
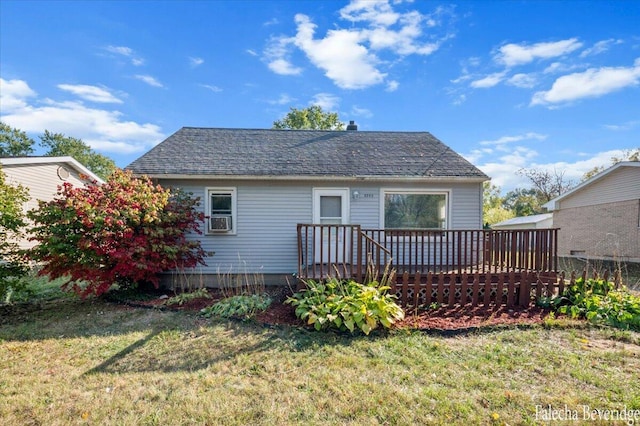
272 105 344 130
0 122 35 157
503 188 543 216
482 182 515 227
39 130 116 180
0 165 30 292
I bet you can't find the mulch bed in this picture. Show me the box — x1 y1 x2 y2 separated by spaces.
122 287 554 332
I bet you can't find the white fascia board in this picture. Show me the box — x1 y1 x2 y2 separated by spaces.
1 156 105 184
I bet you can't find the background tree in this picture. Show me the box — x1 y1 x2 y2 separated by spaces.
0 123 117 180
482 182 515 227
582 148 640 180
28 170 206 297
502 187 544 216
0 122 35 157
39 131 116 180
0 165 30 296
517 167 574 203
272 105 344 130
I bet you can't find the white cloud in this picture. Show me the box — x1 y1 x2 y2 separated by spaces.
531 59 640 106
268 93 296 105
200 84 223 93
340 0 400 26
495 38 583 67
310 93 340 110
263 1 453 89
0 78 37 111
263 18 280 26
469 133 547 182
105 45 144 66
507 73 537 88
603 119 640 131
189 56 204 67
133 74 164 88
105 45 133 56
479 132 547 147
246 49 258 56
470 71 506 89
264 36 303 76
0 79 164 154
386 80 399 92
580 38 623 58
350 105 373 118
452 93 466 106
268 58 303 76
543 61 579 75
57 84 123 103
293 14 385 89
472 147 634 192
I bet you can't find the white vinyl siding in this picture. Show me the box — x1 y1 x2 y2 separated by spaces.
158 179 483 275
2 162 90 250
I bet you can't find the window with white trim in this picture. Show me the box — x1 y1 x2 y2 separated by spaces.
382 191 448 229
206 188 236 234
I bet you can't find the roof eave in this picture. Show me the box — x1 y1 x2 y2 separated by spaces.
135 173 489 183
543 161 640 210
1 156 105 184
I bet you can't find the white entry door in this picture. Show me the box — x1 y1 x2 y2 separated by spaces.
313 188 350 263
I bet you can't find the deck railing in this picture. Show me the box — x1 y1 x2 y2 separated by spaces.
297 225 559 281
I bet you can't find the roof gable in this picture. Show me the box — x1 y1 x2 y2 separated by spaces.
544 162 640 210
0 156 104 184
126 127 488 181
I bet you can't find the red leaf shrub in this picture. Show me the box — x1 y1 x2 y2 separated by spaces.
28 170 206 297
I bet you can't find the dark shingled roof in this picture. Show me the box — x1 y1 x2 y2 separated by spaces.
126 127 488 180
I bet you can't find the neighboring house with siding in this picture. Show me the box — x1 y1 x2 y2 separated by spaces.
543 161 640 263
127 126 489 285
0 156 104 249
492 213 553 230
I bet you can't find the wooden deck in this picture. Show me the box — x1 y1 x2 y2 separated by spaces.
297 224 560 308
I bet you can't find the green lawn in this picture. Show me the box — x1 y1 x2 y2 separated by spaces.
1 296 639 425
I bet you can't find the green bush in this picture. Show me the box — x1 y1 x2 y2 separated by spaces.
165 288 210 306
0 165 30 291
285 278 405 335
200 294 272 319
540 277 640 331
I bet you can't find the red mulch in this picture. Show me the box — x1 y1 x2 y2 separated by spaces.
124 288 553 332
395 305 551 332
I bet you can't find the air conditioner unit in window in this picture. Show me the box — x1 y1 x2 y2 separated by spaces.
210 215 231 232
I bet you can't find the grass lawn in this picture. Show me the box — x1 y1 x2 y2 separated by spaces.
1 295 639 425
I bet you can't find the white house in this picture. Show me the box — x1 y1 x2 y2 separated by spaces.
1 156 104 249
127 126 490 284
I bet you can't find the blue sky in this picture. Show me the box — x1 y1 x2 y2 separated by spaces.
1 0 639 192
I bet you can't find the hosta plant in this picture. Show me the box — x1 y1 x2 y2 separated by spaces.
285 278 405 335
200 294 272 319
165 288 211 306
541 277 640 331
